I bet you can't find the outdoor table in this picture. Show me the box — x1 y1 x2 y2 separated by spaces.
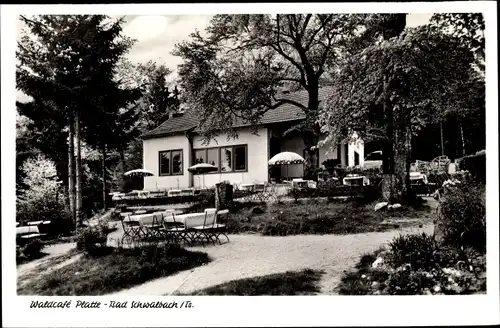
120 212 134 217
168 189 182 197
27 220 44 226
128 211 206 228
343 175 368 186
173 213 207 229
240 183 255 191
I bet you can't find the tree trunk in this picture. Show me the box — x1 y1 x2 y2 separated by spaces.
380 14 409 203
101 142 107 211
67 110 76 226
119 147 127 192
381 69 399 201
303 82 320 180
440 121 445 156
459 121 466 157
75 108 83 230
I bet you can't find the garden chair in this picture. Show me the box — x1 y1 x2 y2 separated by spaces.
138 212 166 243
190 208 218 246
210 209 230 245
162 211 192 245
120 214 144 247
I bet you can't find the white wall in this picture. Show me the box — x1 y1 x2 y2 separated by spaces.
348 134 365 167
318 133 365 168
192 127 269 188
142 135 191 190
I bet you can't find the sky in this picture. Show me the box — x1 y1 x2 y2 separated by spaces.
16 13 432 103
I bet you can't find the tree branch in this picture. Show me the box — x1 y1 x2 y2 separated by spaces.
304 14 334 51
300 14 312 39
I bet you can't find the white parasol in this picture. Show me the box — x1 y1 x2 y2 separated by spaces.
124 169 154 177
188 163 218 188
268 151 305 181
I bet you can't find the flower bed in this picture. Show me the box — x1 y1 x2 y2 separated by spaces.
337 233 486 295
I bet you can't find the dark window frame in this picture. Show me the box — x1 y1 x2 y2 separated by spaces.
159 149 184 176
192 144 248 174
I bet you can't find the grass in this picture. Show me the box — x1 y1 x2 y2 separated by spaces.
17 244 210 296
183 269 323 295
224 198 434 236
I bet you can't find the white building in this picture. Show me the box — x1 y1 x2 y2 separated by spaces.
141 89 364 190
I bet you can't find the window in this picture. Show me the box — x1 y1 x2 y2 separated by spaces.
206 148 219 168
159 149 183 176
221 147 233 172
172 150 182 174
365 151 382 161
159 152 170 175
194 149 206 164
234 146 247 171
192 145 247 173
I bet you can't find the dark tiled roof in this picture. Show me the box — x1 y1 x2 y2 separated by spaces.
141 112 199 139
141 87 334 139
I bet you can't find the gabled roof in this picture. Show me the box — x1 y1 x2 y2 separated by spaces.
141 87 334 139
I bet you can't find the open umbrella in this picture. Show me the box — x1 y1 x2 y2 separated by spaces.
124 169 154 177
124 169 155 190
188 163 218 188
268 151 305 181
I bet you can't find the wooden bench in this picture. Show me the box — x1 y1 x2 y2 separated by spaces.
16 225 47 246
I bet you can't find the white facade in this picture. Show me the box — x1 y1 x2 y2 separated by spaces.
318 134 365 168
143 134 191 190
142 126 364 190
191 127 269 188
143 127 269 190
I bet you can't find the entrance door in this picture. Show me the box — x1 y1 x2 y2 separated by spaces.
269 136 281 181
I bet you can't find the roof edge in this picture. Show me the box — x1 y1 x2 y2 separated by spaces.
142 117 306 140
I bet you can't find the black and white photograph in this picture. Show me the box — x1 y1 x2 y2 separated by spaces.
2 2 498 327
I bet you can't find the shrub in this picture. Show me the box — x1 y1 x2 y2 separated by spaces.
22 239 45 258
16 247 27 264
16 155 74 236
387 233 440 271
439 183 486 252
385 268 436 295
457 150 485 183
76 225 109 257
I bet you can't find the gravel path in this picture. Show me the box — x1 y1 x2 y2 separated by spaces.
107 224 434 296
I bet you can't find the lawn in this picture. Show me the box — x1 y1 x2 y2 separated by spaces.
17 245 210 296
221 198 435 236
182 269 323 295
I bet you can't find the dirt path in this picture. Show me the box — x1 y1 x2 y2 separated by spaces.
17 242 77 276
107 224 434 296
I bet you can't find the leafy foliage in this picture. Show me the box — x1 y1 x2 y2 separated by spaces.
173 14 364 171
439 183 486 252
387 233 442 270
22 239 46 259
319 25 476 144
16 155 71 225
430 13 485 70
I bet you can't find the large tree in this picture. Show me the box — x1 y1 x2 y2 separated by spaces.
319 16 477 201
112 59 180 178
174 14 363 177
17 15 136 226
